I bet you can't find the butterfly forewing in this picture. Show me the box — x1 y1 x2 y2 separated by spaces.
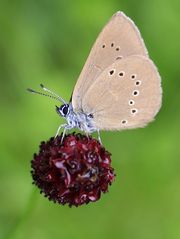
81 55 162 130
72 11 148 112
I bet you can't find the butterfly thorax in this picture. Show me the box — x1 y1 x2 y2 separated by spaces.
56 103 97 133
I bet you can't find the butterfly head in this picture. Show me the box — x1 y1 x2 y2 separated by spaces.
56 104 70 118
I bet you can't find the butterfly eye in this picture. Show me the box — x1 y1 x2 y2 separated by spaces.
57 104 69 117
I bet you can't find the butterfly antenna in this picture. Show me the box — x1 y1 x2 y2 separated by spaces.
27 88 65 103
40 84 67 104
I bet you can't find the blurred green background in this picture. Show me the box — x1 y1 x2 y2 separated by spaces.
0 0 179 239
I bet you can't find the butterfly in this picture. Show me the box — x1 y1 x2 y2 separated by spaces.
28 11 162 143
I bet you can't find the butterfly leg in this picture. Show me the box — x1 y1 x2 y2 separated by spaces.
97 130 102 145
61 125 74 144
61 128 66 144
55 123 67 138
85 132 90 140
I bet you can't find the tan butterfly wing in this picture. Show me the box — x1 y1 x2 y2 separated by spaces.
81 55 162 130
72 11 148 111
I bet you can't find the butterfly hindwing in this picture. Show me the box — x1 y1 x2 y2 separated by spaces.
81 55 162 130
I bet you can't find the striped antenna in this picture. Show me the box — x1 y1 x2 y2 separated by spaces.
27 84 67 104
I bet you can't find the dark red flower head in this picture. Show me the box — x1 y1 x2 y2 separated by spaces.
31 133 115 207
